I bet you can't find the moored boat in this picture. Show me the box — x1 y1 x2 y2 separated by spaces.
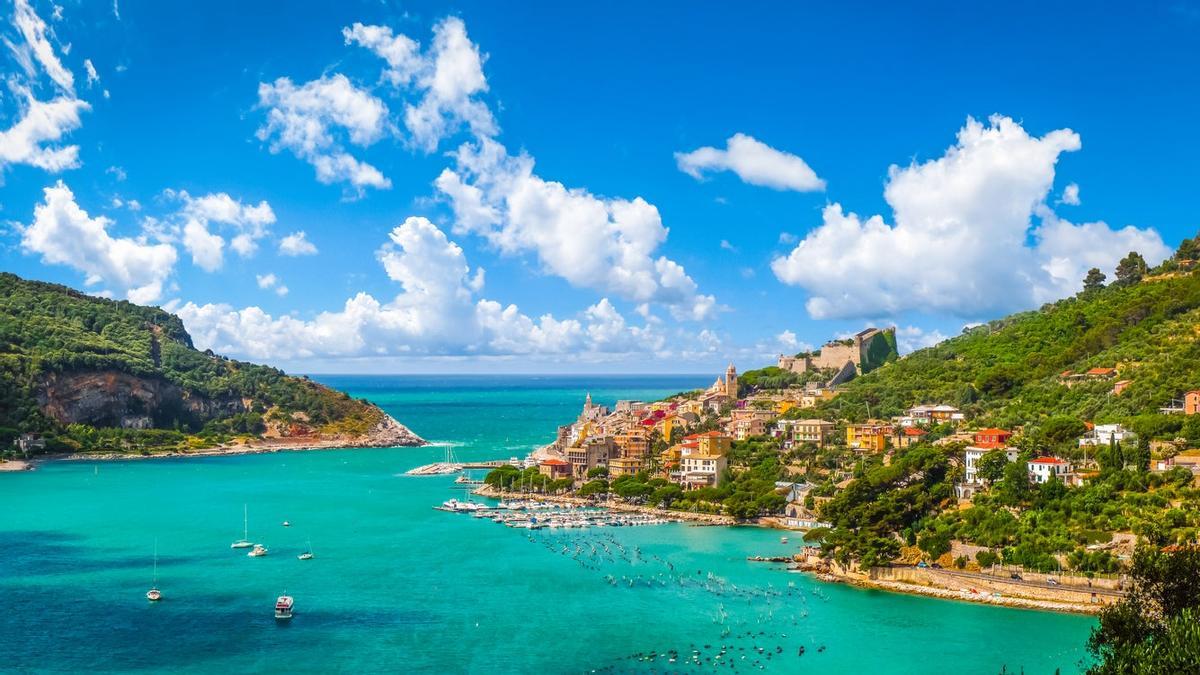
274 595 294 620
248 544 268 557
146 539 162 601
231 504 254 549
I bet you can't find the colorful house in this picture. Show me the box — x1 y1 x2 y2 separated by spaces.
847 421 891 452
1186 391 1200 415
973 428 1013 447
892 426 928 449
538 458 571 480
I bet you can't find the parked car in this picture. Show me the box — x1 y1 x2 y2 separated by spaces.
916 561 928 568
930 563 942 569
1010 573 1023 580
1047 578 1059 586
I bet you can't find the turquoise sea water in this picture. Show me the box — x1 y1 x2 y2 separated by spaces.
0 375 1095 673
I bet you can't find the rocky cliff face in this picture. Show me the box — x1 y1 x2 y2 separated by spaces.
35 370 245 428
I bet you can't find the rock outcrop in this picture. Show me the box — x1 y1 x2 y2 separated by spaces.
35 370 245 428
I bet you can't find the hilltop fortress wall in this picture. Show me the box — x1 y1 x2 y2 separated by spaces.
778 327 897 377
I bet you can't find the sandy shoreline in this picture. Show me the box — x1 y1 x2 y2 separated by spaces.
8 415 425 469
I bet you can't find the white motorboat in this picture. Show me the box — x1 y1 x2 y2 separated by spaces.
248 544 268 557
275 595 294 620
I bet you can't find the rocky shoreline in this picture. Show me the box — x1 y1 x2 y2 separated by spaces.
790 560 1104 615
14 414 425 467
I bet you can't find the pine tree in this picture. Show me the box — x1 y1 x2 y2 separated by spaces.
1082 267 1107 292
1114 251 1148 286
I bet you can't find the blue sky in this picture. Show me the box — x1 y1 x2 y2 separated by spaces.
2 0 1197 373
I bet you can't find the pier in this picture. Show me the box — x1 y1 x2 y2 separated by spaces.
405 460 508 476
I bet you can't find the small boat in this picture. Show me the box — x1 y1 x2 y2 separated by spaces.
274 595 294 620
282 521 291 527
248 544 268 557
780 536 789 544
231 505 254 549
146 539 162 601
298 540 314 560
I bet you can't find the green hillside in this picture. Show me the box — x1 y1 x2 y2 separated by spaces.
0 273 400 455
822 258 1200 438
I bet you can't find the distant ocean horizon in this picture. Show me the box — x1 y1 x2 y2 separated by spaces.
0 374 1094 673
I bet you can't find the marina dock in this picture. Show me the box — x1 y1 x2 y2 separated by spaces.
405 460 507 476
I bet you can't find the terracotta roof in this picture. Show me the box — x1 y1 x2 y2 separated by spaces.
975 428 1011 436
901 427 928 436
1029 457 1068 465
1087 367 1116 375
539 459 569 466
971 441 1008 449
684 431 728 439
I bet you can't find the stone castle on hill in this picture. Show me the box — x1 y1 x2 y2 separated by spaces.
777 327 897 379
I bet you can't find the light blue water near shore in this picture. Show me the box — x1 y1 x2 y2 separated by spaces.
0 375 1095 673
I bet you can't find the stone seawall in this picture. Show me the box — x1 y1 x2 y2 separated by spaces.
869 566 1119 609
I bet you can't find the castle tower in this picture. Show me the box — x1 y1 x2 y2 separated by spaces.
725 363 738 398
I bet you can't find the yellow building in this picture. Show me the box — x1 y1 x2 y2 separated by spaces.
847 421 891 452
685 431 733 457
609 456 645 477
656 415 675 441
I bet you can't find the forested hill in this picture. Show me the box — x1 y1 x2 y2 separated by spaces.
820 248 1200 432
0 273 421 455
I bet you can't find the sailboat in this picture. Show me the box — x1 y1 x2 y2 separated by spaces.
231 504 253 549
298 540 314 561
146 539 162 601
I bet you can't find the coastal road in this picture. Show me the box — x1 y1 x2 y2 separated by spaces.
927 567 1126 598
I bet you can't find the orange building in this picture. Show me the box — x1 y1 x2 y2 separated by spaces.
973 428 1013 447
1186 391 1200 415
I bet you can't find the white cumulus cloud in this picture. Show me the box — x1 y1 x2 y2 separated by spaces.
175 217 663 361
256 74 391 193
345 17 496 152
676 133 825 192
0 89 89 173
19 181 176 303
1059 182 1080 206
167 190 276 269
771 115 1168 320
279 231 318 256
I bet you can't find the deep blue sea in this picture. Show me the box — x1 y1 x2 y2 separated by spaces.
0 375 1094 673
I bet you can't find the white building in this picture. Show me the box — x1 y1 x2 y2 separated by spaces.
1079 423 1136 447
900 404 965 427
963 446 1020 484
679 445 727 488
1028 457 1072 484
